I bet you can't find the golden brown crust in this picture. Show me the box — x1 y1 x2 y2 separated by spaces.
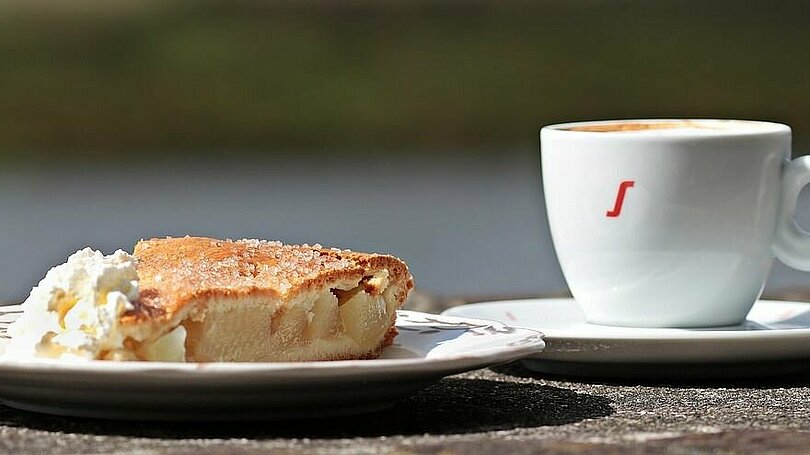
123 236 414 326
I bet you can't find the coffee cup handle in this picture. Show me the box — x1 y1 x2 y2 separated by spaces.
775 156 810 270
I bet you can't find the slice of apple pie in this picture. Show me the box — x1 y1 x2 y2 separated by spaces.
4 236 413 362
125 236 414 362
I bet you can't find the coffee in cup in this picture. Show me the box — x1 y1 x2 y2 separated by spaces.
540 119 808 327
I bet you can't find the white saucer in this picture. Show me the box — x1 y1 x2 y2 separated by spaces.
442 298 810 380
0 307 544 420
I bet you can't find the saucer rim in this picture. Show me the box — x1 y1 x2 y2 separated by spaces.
442 298 810 369
441 298 810 342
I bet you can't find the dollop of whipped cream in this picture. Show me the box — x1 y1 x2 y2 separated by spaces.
4 248 139 360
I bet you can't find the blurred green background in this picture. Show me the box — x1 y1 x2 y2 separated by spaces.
3 0 810 300
2 0 810 162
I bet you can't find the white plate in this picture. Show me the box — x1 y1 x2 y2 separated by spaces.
443 299 810 379
0 307 544 420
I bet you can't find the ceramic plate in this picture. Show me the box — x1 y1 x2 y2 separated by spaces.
443 298 810 379
0 307 544 420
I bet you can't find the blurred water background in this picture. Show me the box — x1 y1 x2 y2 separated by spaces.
2 0 810 300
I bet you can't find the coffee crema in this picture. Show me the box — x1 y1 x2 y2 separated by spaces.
564 121 721 133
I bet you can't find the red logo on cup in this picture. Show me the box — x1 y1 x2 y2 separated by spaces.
606 180 635 218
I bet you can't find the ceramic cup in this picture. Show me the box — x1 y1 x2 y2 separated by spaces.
540 119 810 327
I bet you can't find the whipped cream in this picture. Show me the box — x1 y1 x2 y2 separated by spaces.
4 248 141 360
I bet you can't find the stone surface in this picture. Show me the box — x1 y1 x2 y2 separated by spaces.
3 364 810 454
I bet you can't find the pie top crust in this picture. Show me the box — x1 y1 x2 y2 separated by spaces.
122 236 414 326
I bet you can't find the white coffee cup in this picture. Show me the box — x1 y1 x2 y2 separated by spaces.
540 119 810 327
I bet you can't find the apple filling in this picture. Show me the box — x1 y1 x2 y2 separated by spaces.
162 270 400 362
